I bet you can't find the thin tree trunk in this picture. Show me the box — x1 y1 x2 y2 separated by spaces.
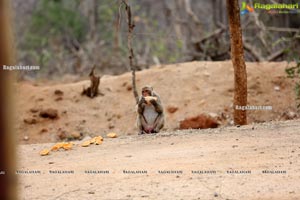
226 0 247 125
219 0 223 25
90 0 97 40
0 0 17 199
122 0 139 104
113 13 120 52
212 0 217 28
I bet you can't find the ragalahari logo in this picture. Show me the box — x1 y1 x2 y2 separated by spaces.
240 2 254 15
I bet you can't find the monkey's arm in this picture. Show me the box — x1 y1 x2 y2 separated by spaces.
137 96 146 114
150 98 163 114
152 96 165 132
136 97 148 132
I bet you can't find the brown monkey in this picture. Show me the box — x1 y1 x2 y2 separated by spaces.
136 86 164 134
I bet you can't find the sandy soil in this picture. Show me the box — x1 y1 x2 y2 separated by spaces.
16 61 300 199
16 61 299 144
18 119 300 200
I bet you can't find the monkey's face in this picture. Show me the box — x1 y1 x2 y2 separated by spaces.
142 89 151 97
142 86 153 97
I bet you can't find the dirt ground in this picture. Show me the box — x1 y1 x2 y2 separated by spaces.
16 61 300 199
18 119 300 200
16 61 299 144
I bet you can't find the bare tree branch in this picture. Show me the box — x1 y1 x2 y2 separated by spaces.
267 31 300 61
266 27 300 33
267 49 286 61
248 0 270 53
121 0 139 104
243 41 264 61
196 27 226 44
184 0 202 26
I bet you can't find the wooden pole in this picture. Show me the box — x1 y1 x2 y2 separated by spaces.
0 0 17 199
226 0 248 125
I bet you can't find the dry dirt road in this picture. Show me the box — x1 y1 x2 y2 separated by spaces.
18 120 300 200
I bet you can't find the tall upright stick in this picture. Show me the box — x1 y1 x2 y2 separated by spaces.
226 0 248 125
122 0 139 104
0 0 17 199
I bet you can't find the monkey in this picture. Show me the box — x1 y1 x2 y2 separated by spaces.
136 86 164 134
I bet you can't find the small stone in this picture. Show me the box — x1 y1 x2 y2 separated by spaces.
88 191 95 194
39 108 58 119
71 132 82 139
274 86 280 91
39 128 48 134
127 85 132 91
108 124 115 129
54 89 64 96
208 112 218 118
167 106 179 114
57 131 67 140
24 118 37 124
116 114 122 119
55 97 63 101
23 136 29 141
204 71 210 77
30 108 39 113
287 111 297 119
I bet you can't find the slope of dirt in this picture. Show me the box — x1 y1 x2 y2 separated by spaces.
16 61 299 144
17 120 300 200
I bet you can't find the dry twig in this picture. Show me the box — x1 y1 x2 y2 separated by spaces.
120 0 139 104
